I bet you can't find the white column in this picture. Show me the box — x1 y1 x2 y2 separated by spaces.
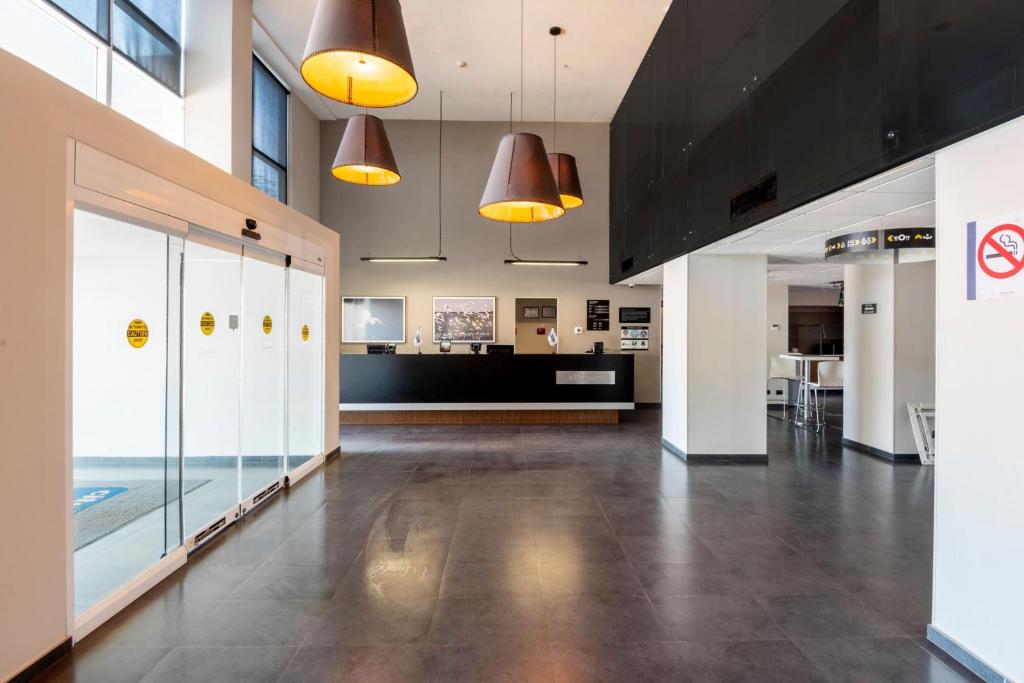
928 115 1024 682
842 261 934 460
662 254 768 462
183 0 253 180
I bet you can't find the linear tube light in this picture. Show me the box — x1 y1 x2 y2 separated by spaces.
360 256 447 263
504 258 587 266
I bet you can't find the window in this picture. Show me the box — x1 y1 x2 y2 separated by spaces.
41 0 182 93
111 0 182 92
252 56 289 204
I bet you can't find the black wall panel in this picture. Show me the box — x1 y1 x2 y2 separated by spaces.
609 0 1024 282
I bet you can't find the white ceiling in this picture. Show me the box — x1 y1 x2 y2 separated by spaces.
616 156 937 287
252 0 672 122
698 156 936 286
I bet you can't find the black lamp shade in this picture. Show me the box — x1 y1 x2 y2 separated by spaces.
301 0 418 108
548 152 584 209
479 133 565 222
332 114 401 186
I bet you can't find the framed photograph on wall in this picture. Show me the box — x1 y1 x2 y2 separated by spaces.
342 296 406 343
523 306 540 319
541 305 557 319
433 296 496 343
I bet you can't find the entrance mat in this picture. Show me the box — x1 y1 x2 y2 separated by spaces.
73 479 211 550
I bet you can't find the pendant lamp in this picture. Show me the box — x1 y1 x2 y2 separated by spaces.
332 113 401 185
478 1 564 223
479 132 565 222
547 27 584 209
301 0 418 108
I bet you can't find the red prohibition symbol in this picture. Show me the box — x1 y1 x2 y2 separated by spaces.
977 223 1024 279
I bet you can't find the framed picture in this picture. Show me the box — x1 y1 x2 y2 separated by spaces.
541 305 557 319
523 306 540 319
342 296 406 343
433 296 496 343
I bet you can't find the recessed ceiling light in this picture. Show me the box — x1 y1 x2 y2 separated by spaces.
456 60 468 68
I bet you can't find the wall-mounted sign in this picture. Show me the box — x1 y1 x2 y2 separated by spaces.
621 326 650 351
199 311 215 336
884 227 935 249
619 307 651 324
825 230 879 258
587 299 610 331
262 315 273 334
126 318 149 348
862 303 877 314
968 217 1024 300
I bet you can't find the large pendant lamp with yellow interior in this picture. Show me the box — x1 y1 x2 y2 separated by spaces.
331 113 401 185
478 0 564 223
301 0 418 108
547 27 584 210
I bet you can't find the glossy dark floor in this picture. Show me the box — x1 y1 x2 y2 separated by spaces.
39 411 975 682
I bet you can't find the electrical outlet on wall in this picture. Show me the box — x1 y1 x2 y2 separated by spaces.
574 326 583 335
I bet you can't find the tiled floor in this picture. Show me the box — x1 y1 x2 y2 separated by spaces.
39 411 976 682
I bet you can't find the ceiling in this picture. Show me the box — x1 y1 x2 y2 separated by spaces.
252 0 671 122
616 155 937 287
698 156 936 286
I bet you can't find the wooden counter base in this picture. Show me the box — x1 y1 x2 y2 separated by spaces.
339 409 620 425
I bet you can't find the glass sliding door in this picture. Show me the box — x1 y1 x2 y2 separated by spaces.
72 208 182 614
240 250 287 502
181 236 242 537
286 267 325 471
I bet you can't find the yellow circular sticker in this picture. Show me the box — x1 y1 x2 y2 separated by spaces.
126 319 149 348
199 311 215 336
262 315 273 335
301 324 310 342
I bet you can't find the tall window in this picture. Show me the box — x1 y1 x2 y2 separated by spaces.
46 0 183 93
3 0 185 143
252 56 289 204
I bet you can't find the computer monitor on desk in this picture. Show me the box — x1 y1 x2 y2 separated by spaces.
486 344 514 354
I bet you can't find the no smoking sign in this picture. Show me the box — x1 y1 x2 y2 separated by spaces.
968 216 1024 300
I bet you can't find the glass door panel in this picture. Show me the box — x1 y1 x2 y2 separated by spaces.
240 251 287 500
72 208 180 614
182 237 242 536
286 268 324 471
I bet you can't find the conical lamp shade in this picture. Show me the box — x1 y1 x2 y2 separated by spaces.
548 152 584 209
479 133 565 222
332 114 401 186
301 0 418 108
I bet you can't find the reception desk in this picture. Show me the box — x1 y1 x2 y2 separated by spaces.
339 353 634 424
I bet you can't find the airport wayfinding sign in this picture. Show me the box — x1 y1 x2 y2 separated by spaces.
968 214 1024 300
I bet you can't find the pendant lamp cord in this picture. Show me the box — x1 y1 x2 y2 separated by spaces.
508 221 520 261
520 0 524 127
438 90 444 257
552 29 557 152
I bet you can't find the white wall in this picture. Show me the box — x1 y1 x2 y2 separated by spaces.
289 94 320 221
662 254 767 457
932 115 1024 681
0 49 340 682
766 284 789 402
321 119 663 403
662 257 688 449
893 261 936 453
843 264 896 452
184 0 253 180
843 261 935 456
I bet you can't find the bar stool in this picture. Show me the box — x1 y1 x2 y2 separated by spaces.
769 355 801 419
809 360 844 430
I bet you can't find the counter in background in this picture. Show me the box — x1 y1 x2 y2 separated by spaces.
339 353 634 424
